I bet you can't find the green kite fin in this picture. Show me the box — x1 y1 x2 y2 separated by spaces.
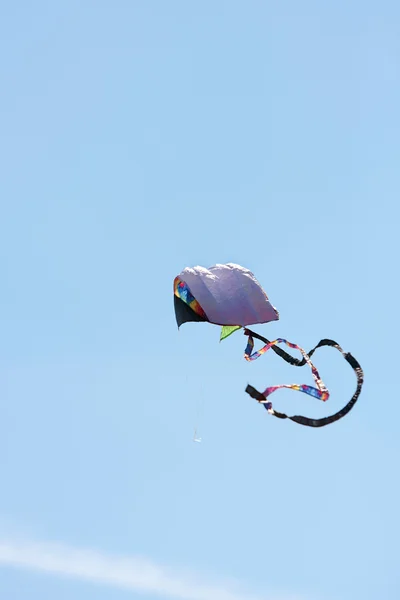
220 325 241 341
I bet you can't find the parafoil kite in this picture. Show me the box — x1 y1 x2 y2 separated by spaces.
174 263 363 427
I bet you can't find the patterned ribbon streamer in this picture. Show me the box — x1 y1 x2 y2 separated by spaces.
244 334 329 404
243 328 364 428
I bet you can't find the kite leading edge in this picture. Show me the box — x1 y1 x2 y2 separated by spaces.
174 263 364 428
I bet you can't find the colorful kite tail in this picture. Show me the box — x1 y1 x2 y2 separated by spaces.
243 328 364 428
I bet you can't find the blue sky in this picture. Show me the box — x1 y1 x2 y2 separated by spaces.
0 1 399 599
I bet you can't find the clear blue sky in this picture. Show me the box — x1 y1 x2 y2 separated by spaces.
0 2 399 600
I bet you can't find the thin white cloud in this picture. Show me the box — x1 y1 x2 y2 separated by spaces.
0 537 300 600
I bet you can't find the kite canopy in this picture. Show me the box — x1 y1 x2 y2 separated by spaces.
174 263 279 330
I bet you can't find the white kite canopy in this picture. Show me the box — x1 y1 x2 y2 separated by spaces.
176 263 279 327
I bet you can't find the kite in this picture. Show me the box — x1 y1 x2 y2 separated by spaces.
174 263 363 428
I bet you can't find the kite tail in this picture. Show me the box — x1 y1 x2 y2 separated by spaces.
243 328 364 428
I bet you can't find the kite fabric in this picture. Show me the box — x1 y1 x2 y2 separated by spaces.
174 263 364 428
174 263 279 327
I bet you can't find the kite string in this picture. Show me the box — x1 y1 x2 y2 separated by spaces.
244 333 330 405
193 378 204 442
